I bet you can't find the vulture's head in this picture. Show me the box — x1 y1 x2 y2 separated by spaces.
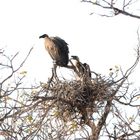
71 56 80 61
39 34 49 39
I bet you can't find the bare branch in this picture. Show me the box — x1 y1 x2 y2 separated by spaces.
81 0 140 19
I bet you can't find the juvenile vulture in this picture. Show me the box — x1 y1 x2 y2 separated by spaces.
71 56 91 78
39 34 69 67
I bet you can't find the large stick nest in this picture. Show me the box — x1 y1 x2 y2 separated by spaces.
37 75 114 123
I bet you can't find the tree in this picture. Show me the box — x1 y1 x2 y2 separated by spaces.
0 33 140 139
0 1 140 139
81 0 140 19
0 48 33 139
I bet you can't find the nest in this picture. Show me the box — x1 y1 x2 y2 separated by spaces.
40 75 114 123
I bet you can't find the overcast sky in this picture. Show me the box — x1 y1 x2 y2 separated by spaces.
0 0 140 86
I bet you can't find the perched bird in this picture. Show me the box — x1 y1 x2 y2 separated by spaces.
39 34 69 67
70 56 91 79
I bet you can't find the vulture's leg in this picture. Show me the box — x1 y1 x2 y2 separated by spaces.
47 61 58 86
52 61 59 81
47 67 54 88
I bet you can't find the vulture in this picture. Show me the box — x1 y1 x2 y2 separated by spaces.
39 34 69 67
71 56 91 78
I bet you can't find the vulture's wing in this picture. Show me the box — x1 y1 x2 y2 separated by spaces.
51 36 69 66
51 37 69 53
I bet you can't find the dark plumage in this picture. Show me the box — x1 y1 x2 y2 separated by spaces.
82 63 91 78
39 34 69 67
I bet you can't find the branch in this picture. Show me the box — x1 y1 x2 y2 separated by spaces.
1 47 33 85
33 96 74 107
81 0 140 19
96 100 112 136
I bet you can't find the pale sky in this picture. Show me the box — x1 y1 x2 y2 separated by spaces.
0 0 140 86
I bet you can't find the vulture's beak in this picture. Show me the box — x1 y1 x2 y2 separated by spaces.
39 35 43 39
